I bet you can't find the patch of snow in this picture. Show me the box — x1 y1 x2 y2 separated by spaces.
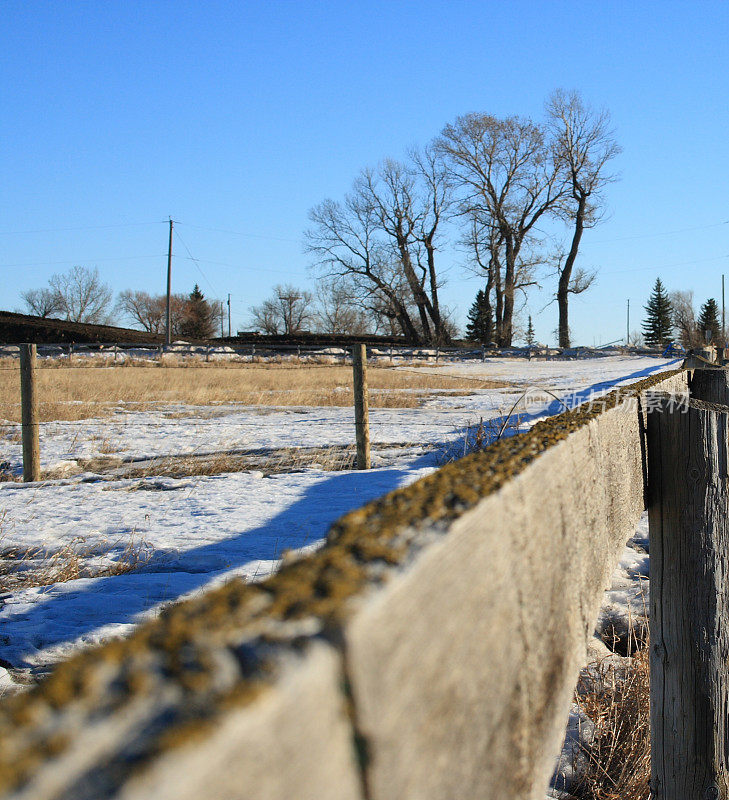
0 356 678 686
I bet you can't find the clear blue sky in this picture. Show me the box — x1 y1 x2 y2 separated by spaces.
2 1 728 344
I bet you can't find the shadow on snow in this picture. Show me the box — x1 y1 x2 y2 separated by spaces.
1 359 679 669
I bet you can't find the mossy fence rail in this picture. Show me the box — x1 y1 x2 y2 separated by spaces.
3 365 728 800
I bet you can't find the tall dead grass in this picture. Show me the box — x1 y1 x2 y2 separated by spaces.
570 633 651 800
0 533 153 592
0 364 506 422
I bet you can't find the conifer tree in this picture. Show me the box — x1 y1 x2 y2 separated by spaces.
642 278 673 347
697 298 721 344
525 315 536 347
179 284 216 339
465 290 494 344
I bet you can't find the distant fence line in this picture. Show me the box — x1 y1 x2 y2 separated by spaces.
0 340 653 364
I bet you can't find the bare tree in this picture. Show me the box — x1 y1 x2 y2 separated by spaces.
250 285 315 335
669 289 701 348
463 213 544 344
315 279 370 335
628 329 644 347
249 298 281 334
438 114 565 346
305 192 422 341
117 289 212 337
47 266 114 324
20 288 62 318
117 290 166 333
306 145 453 344
546 90 621 347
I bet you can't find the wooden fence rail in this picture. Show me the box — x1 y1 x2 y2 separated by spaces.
0 367 701 800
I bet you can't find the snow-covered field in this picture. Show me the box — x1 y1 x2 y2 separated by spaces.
0 355 679 692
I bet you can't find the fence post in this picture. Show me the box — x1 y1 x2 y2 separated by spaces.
352 344 371 470
690 367 729 404
19 344 40 482
647 388 729 799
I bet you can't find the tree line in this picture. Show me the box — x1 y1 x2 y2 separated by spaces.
21 265 223 339
19 91 620 345
642 277 723 349
302 89 620 347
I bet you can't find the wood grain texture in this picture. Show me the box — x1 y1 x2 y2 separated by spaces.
19 343 40 482
647 392 729 800
691 367 729 405
352 343 371 470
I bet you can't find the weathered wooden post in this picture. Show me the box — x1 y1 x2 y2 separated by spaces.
352 344 371 470
690 367 729 405
19 344 40 482
647 388 729 799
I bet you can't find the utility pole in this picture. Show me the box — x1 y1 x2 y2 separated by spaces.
626 299 630 346
722 274 725 345
227 293 231 338
165 218 174 346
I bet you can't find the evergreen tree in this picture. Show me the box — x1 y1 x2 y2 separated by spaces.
465 290 494 345
179 284 215 339
697 298 721 344
642 278 673 347
525 315 536 347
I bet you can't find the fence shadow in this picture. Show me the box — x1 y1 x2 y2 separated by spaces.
1 359 679 671
1 464 432 670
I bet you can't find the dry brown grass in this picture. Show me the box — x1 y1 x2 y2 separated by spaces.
571 646 651 800
0 532 153 592
43 442 421 481
0 363 506 422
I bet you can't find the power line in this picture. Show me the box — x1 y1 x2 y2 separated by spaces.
176 255 300 276
0 254 165 269
590 219 729 245
173 229 220 297
0 221 165 236
175 221 299 244
601 254 729 276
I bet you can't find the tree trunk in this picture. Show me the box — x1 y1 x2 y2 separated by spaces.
493 258 504 346
557 195 586 348
394 304 421 343
424 236 450 344
501 234 517 346
395 234 434 342
484 265 495 345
